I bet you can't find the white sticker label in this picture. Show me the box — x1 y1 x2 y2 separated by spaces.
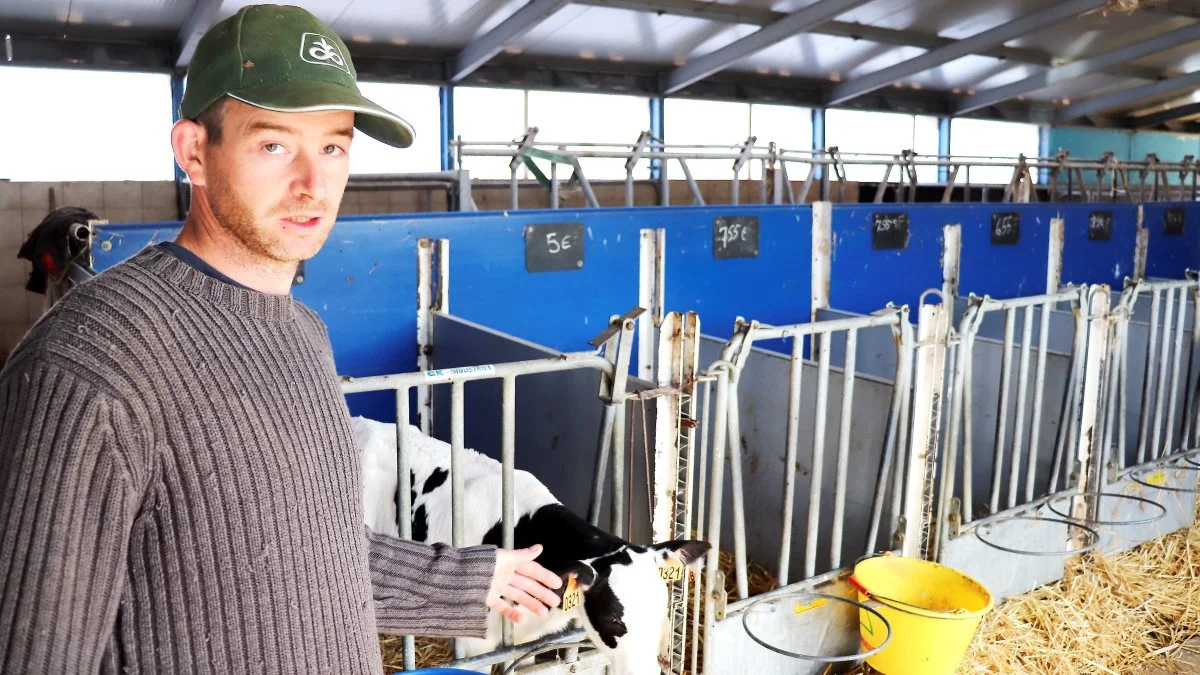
423 364 496 380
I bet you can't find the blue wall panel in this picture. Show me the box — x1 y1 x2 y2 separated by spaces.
829 205 945 314
89 200 1177 415
1142 202 1200 279
1056 203 1140 289
662 206 813 339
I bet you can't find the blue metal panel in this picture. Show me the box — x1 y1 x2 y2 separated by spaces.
649 96 664 181
439 86 455 172
957 205 1056 299
812 108 825 182
939 117 951 183
1056 203 1140 288
1142 202 1200 279
829 205 946 314
661 206 814 340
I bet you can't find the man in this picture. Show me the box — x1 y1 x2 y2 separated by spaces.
0 5 562 673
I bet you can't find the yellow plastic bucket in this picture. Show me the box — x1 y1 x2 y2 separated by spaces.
851 555 993 675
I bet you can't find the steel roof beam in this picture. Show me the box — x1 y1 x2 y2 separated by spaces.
450 0 569 83
176 0 225 69
828 0 1107 105
572 0 1165 81
662 0 874 94
1056 69 1200 121
4 32 172 71
1129 100 1200 128
955 22 1200 115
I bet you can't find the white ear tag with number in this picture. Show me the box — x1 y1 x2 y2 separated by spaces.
561 577 583 612
659 557 685 582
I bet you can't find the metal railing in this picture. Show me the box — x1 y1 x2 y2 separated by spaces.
935 287 1090 558
1107 274 1200 473
451 129 1200 208
339 312 636 672
694 305 915 671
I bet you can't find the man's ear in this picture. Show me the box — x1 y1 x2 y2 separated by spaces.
171 118 210 188
650 540 711 568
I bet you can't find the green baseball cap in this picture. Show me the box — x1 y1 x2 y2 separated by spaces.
179 4 414 148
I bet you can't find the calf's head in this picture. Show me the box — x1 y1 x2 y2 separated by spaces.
555 539 709 675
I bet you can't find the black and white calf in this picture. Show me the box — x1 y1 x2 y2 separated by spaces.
352 416 709 675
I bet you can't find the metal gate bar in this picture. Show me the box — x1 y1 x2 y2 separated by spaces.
340 314 635 672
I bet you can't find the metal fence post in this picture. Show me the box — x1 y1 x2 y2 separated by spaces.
904 295 950 560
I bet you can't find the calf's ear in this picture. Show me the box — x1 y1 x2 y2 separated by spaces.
650 540 711 567
554 560 598 599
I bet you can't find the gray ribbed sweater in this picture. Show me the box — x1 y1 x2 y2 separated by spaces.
0 246 496 674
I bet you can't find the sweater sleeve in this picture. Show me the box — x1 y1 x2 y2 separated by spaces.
0 357 148 673
365 528 497 638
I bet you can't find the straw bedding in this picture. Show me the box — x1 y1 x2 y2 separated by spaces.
847 500 1200 674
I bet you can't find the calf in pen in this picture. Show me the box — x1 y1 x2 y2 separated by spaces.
342 311 707 675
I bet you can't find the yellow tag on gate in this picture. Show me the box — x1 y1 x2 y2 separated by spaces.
562 577 583 612
1147 470 1166 486
660 557 685 582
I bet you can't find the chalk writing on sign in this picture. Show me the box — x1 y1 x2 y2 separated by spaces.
525 222 585 272
872 212 909 250
1088 211 1112 241
991 212 1020 246
713 215 759 259
1164 207 1184 236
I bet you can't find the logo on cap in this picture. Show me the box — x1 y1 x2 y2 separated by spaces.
300 32 350 74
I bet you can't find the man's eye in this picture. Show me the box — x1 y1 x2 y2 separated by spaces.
264 143 285 154
324 145 345 156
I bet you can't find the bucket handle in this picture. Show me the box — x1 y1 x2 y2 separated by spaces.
848 574 975 621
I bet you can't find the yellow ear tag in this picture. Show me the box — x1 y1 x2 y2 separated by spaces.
1147 470 1166 486
660 557 685 582
561 577 583 612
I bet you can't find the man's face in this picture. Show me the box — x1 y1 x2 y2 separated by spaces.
196 100 353 265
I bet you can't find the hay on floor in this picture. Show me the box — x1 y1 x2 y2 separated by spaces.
379 635 453 672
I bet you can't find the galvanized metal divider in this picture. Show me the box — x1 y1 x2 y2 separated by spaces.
1105 273 1200 471
340 309 640 672
691 301 920 672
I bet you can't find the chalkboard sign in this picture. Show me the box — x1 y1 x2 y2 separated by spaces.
1088 211 1113 241
525 222 584 272
991 212 1020 246
713 215 759 259
1165 207 1184 236
872 212 909 250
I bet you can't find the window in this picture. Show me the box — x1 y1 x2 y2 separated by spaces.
950 118 1041 184
349 82 440 175
664 98 753 180
454 87 528 179
0 67 175 181
825 109 941 183
526 90 650 180
748 103 813 180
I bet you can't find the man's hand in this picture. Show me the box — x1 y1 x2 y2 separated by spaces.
487 544 563 623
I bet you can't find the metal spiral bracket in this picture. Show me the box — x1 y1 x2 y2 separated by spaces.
973 515 1102 556
741 591 892 664
1045 492 1167 527
1129 466 1200 493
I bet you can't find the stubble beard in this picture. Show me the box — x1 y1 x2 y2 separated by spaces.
206 169 332 266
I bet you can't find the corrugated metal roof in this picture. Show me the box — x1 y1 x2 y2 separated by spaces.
0 0 1196 129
